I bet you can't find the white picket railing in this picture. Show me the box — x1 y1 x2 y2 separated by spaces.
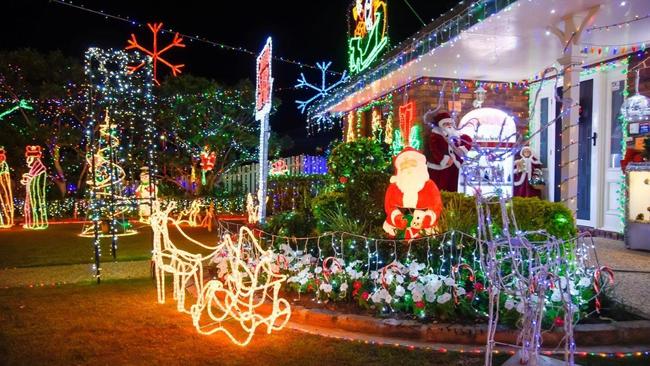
221 155 327 194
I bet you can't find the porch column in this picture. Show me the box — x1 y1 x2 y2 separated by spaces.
548 7 598 216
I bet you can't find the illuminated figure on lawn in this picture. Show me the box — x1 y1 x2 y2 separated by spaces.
135 166 157 223
21 145 48 230
383 147 443 239
81 111 135 237
0 147 14 228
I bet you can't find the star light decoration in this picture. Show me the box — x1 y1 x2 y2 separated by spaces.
125 22 185 85
295 61 349 131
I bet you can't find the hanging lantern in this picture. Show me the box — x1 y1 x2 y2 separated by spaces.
621 70 650 122
199 147 217 185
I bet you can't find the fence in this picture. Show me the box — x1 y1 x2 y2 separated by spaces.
221 155 327 194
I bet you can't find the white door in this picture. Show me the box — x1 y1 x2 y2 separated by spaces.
599 67 626 232
531 74 602 228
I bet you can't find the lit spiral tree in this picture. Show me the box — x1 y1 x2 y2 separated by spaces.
84 48 155 283
81 111 135 238
0 146 13 228
21 145 48 230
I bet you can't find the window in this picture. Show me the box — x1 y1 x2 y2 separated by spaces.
540 98 548 166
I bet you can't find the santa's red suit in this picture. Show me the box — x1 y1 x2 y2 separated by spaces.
424 112 472 192
513 146 542 198
383 147 443 239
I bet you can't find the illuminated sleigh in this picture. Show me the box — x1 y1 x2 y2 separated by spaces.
150 202 206 313
190 226 291 346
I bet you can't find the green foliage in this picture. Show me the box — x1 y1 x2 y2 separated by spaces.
437 192 576 240
327 138 390 181
311 191 346 233
264 210 315 237
343 171 390 236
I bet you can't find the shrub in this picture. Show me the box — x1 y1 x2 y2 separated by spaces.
311 191 346 233
264 210 315 237
327 138 390 182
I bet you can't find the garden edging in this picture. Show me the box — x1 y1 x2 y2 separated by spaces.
285 304 650 347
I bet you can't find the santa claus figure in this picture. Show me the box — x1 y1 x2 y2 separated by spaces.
424 111 472 192
135 166 158 223
513 146 543 198
383 147 443 239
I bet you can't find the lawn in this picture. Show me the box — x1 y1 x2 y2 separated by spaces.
0 279 483 365
0 279 647 366
0 223 220 268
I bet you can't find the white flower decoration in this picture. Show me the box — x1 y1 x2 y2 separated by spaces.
437 293 452 304
319 283 333 293
340 282 349 293
394 285 405 298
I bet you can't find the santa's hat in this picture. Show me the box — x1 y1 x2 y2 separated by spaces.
25 145 42 158
424 111 453 127
391 147 426 182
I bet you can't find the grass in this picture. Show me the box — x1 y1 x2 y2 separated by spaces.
0 223 220 268
0 279 483 365
0 279 647 366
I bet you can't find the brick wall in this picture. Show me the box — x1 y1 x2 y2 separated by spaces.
343 77 529 141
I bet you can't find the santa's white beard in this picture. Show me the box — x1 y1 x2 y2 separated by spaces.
394 169 428 208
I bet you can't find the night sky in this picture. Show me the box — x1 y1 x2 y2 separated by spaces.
2 0 457 153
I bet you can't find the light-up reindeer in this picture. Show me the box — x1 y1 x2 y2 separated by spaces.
436 68 599 366
21 145 48 230
0 146 14 228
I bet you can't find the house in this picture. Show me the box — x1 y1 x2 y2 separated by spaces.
310 0 650 235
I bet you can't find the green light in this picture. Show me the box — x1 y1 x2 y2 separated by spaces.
0 99 33 121
348 4 389 74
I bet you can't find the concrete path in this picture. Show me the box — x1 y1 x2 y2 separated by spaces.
0 260 150 288
593 237 650 318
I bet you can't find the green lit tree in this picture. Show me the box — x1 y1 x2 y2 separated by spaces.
156 75 291 196
0 49 86 198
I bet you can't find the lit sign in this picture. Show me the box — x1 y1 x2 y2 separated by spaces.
348 0 388 74
255 37 273 121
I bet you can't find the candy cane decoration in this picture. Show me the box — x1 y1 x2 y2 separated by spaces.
452 263 475 304
276 254 290 272
380 262 403 290
593 266 614 314
321 256 344 284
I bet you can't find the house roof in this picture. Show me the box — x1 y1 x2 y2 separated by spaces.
310 0 650 119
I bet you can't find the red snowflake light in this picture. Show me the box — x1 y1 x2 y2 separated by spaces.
125 22 185 85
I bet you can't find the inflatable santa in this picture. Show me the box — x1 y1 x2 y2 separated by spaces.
513 146 543 198
383 147 443 239
424 111 472 192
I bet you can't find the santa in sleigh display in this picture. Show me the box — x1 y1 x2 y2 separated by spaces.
383 147 443 239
